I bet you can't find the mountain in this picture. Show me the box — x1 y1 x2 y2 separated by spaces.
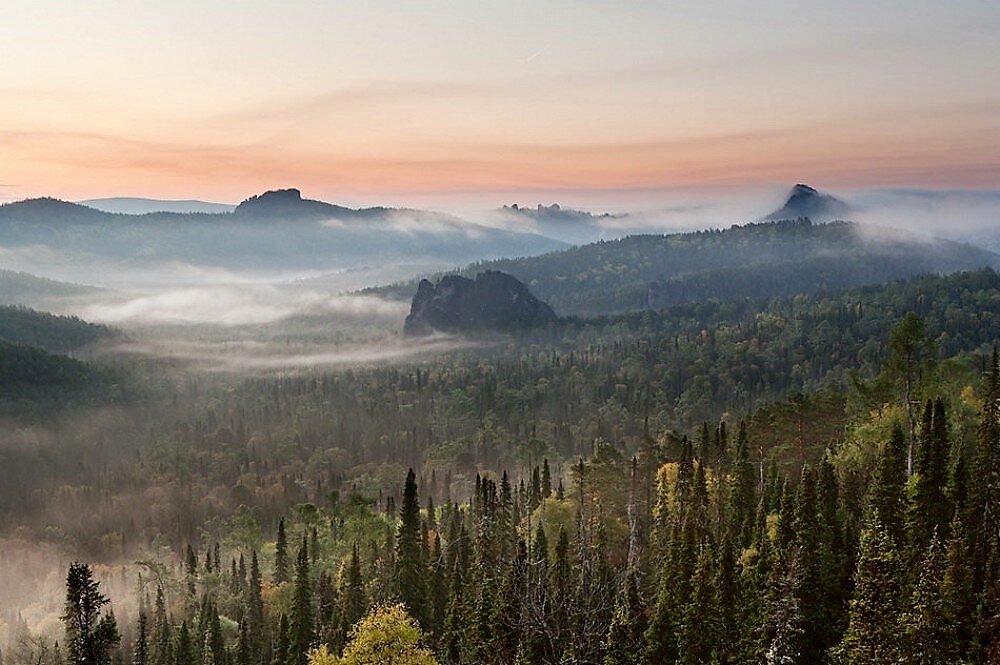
498 203 621 245
0 190 567 281
79 197 236 215
403 270 556 336
370 219 1000 316
764 183 852 221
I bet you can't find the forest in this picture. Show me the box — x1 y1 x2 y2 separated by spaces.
370 220 1000 315
0 266 997 664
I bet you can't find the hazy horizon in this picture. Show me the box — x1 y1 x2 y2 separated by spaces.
2 1 998 207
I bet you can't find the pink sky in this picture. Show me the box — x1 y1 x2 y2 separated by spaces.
1 1 998 207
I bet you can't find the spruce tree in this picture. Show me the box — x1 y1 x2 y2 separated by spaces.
867 425 907 547
133 612 149 665
395 469 428 626
173 621 194 665
340 543 365 636
235 621 250 665
274 519 290 585
151 587 171 665
271 615 289 665
678 545 720 665
62 562 121 665
833 519 902 665
603 570 646 665
247 551 265 663
910 399 951 559
898 534 960 664
290 537 313 665
186 546 198 600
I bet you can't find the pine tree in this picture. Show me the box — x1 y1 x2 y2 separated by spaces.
541 459 552 499
833 519 902 665
275 519 290 585
395 469 427 626
62 562 121 665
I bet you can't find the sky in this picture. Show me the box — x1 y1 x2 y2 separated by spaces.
1 0 998 208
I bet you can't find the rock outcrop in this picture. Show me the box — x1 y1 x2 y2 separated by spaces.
403 271 556 336
764 184 851 222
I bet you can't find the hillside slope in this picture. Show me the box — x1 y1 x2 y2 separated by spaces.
0 190 566 278
371 219 1000 315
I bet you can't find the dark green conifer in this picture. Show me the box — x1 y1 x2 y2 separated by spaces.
274 519 289 585
395 468 427 625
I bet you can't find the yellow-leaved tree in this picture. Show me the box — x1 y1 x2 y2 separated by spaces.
307 604 438 665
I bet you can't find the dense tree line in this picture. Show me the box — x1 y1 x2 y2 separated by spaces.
0 271 996 564
31 346 999 665
371 220 1000 315
0 305 113 354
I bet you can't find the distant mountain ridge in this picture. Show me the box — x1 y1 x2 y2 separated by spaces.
498 203 621 244
369 218 1000 316
80 197 235 215
0 189 567 279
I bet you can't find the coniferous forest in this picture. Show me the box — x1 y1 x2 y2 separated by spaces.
5 2 1000 662
0 264 997 665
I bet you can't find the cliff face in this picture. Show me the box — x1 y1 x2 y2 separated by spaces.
403 270 557 336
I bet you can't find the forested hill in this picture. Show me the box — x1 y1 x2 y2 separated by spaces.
369 219 1000 315
0 305 114 353
0 191 567 273
0 307 119 417
0 268 102 305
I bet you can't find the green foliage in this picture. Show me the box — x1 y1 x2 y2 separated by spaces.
0 305 113 353
335 604 438 665
832 519 903 665
62 563 120 665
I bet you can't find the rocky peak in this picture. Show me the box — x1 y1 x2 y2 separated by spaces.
403 270 557 336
